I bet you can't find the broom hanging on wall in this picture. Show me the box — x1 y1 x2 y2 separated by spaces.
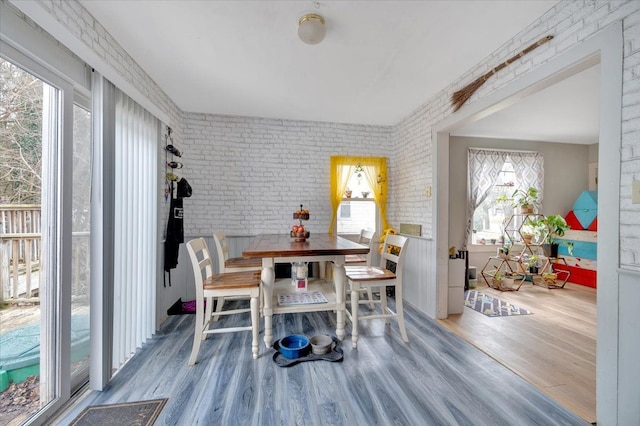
450 35 554 112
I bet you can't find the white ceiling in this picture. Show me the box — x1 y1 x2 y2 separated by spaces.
453 64 600 144
78 1 598 143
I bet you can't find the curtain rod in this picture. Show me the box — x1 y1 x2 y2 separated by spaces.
468 147 540 154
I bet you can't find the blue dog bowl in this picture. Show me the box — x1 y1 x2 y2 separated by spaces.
278 334 311 359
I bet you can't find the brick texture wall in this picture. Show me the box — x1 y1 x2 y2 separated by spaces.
391 0 640 269
180 113 393 237
23 0 640 269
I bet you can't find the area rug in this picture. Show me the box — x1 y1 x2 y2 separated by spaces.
464 290 532 317
277 292 328 306
70 398 167 426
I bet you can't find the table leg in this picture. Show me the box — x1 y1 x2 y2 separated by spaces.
333 259 346 341
319 261 326 279
261 261 275 348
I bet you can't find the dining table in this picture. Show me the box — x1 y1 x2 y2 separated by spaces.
242 233 370 347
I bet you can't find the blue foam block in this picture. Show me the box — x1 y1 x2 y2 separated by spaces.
557 239 597 260
572 191 598 229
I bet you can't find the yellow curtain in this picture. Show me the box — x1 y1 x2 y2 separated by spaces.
329 156 389 233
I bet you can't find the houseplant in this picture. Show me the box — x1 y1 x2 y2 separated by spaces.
497 186 540 213
492 270 503 288
526 254 540 274
542 214 569 257
522 217 546 244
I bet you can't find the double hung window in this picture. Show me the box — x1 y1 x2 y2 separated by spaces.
465 148 544 248
329 156 389 235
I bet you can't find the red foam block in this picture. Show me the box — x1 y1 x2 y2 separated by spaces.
552 263 597 288
565 210 584 230
588 217 598 231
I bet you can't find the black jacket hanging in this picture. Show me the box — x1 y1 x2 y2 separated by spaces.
164 179 189 286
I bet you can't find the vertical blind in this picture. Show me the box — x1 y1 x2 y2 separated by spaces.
113 90 158 368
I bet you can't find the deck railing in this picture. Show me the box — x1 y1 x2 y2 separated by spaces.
1 205 41 303
0 232 41 302
1 205 90 304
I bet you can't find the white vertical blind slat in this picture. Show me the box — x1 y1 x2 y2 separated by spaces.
113 91 158 369
113 92 123 366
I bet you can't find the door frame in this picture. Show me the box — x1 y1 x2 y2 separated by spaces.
432 23 622 423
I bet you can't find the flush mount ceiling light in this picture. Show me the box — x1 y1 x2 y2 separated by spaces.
298 13 326 45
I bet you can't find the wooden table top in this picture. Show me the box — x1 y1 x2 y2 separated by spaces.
243 233 370 258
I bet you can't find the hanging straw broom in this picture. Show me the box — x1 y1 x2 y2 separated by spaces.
450 35 554 112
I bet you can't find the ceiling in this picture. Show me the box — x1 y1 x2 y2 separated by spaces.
79 1 598 143
452 64 600 144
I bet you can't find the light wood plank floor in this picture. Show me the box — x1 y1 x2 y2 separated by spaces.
439 282 596 424
53 298 589 425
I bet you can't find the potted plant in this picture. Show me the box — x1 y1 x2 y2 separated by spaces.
492 270 503 288
502 272 516 288
542 214 569 257
526 254 540 274
542 272 557 284
497 186 540 213
522 217 546 245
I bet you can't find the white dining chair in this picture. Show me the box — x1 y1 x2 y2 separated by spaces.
344 230 377 308
186 238 261 365
345 229 376 265
213 230 262 273
345 233 409 349
212 231 262 320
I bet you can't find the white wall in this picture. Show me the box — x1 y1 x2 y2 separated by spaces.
388 1 640 424
12 1 640 423
180 113 393 236
448 136 590 270
160 113 394 302
5 0 186 328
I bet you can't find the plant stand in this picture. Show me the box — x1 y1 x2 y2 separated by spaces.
480 257 526 291
483 213 571 291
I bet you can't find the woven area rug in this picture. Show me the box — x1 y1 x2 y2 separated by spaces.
70 399 167 425
464 290 532 317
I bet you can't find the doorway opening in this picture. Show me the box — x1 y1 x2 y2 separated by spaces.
433 23 622 424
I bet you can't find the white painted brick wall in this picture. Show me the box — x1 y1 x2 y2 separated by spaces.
180 113 393 238
27 0 186 235
392 0 640 269
20 0 640 269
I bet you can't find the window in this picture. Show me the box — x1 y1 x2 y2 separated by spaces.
329 156 389 235
339 203 351 218
472 161 516 244
465 148 544 248
337 165 376 234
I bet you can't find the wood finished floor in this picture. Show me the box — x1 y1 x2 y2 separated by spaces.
439 282 596 424
54 298 589 426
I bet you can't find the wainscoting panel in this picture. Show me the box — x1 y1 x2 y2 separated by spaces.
401 236 437 317
618 268 640 425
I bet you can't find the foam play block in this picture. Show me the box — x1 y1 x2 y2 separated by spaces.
565 210 583 230
572 190 598 229
557 240 597 260
561 255 597 271
562 230 597 243
552 263 597 288
588 217 598 231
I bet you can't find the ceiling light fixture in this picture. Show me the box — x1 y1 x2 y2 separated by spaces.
298 13 326 45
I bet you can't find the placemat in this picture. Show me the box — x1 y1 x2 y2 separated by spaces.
277 292 328 305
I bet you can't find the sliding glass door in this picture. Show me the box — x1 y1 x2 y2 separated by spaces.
0 44 89 424
71 101 91 390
